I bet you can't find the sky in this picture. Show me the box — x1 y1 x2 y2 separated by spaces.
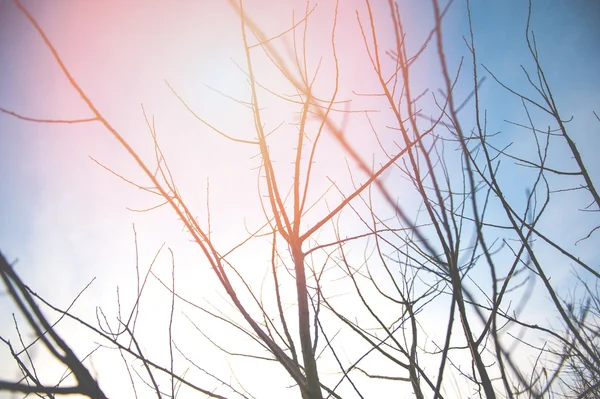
0 0 599 398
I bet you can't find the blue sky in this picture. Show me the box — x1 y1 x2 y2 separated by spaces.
0 1 598 397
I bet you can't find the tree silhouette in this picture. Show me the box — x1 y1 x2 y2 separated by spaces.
1 0 598 398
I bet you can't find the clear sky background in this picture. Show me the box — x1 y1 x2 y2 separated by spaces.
0 0 598 398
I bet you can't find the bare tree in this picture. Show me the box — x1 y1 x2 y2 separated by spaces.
1 0 598 398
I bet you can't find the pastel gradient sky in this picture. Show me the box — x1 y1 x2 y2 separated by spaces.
0 1 598 398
